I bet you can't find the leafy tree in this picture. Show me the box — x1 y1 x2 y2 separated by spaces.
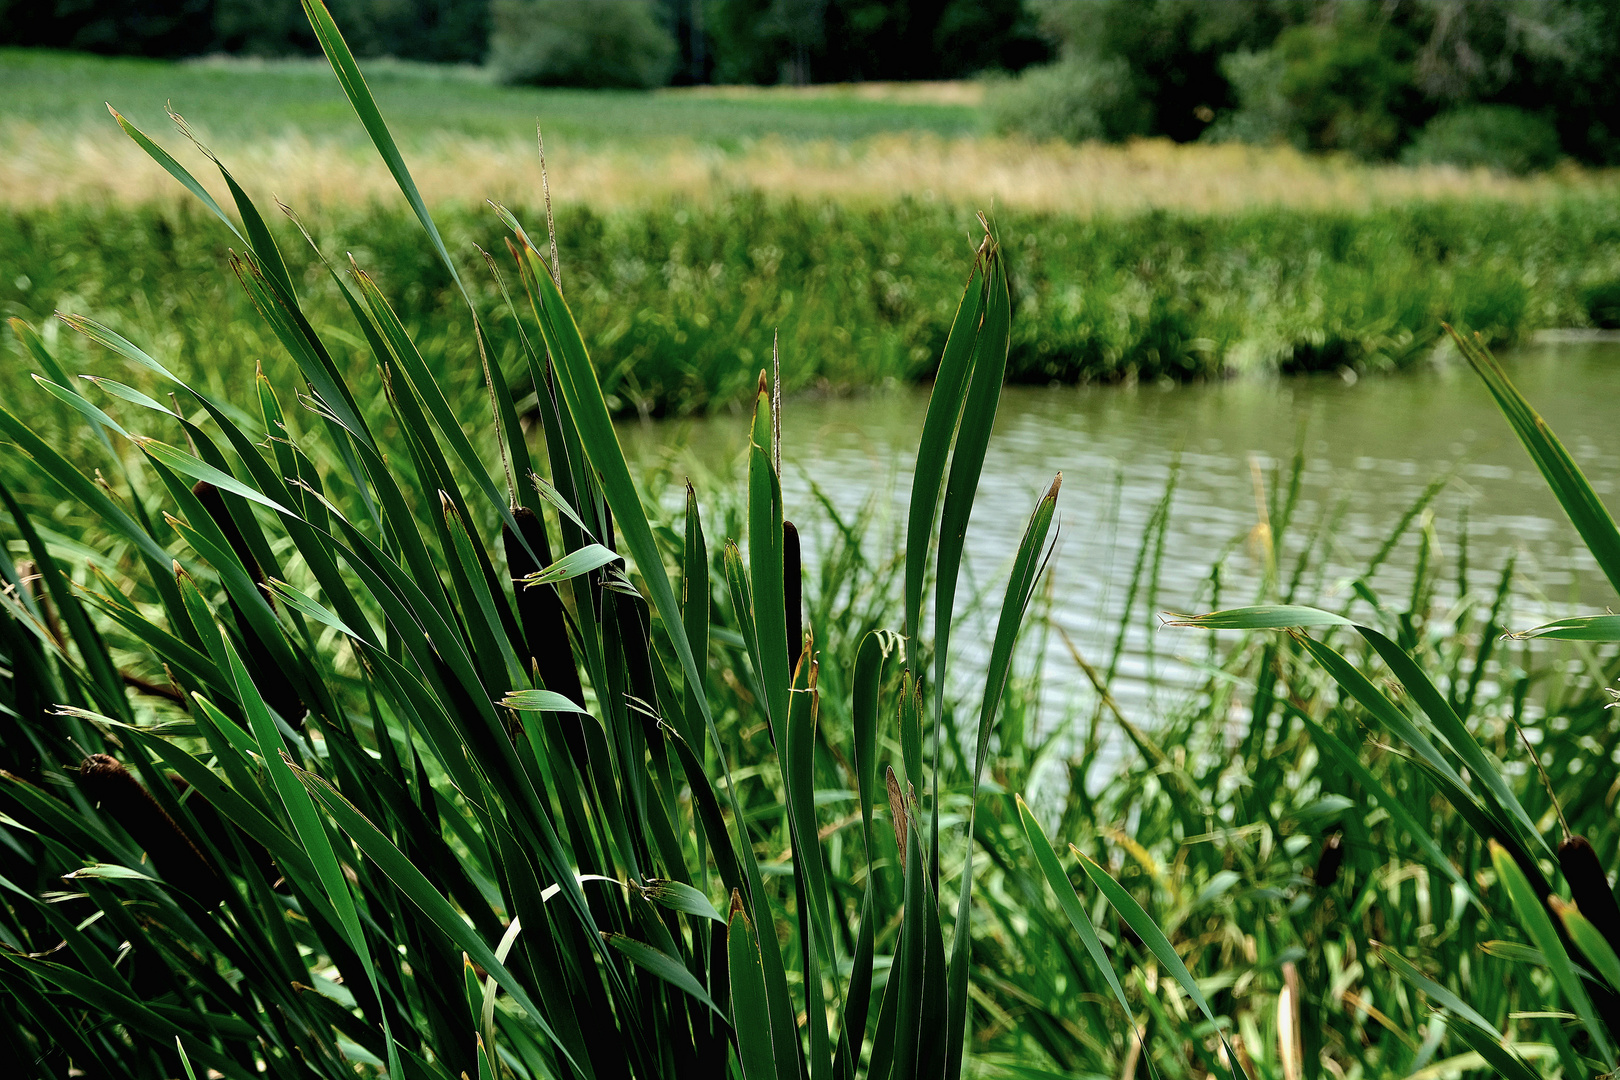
704 0 1050 85
490 0 676 88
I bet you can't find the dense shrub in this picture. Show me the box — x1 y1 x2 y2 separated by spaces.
1403 105 1563 175
985 57 1148 144
996 0 1620 166
490 0 676 88
1583 279 1620 329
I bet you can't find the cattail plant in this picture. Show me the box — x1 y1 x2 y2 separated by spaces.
0 3 1063 1077
75 753 226 907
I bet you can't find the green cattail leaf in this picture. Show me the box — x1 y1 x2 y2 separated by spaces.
642 879 725 923
1296 714 1478 904
295 766 580 1069
1164 605 1353 630
1511 614 1620 641
1016 797 1142 1055
106 105 247 249
727 903 781 1080
681 482 710 748
1447 1024 1546 1080
1 954 253 1080
1488 840 1614 1067
81 375 178 417
903 248 987 659
1377 944 1507 1036
1354 625 1550 860
137 438 292 516
931 239 1011 716
747 378 791 744
1556 901 1620 993
947 477 1061 1079
1451 327 1620 597
521 543 623 587
32 376 131 439
603 933 724 1018
299 0 470 307
850 629 890 864
501 689 592 714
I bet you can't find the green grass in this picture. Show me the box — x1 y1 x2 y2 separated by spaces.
0 48 980 149
5 194 1619 424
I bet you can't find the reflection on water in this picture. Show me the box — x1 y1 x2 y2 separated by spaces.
620 341 1620 747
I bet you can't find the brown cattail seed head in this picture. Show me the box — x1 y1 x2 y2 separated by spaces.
783 519 803 671
1315 832 1344 888
77 754 225 908
1560 834 1620 958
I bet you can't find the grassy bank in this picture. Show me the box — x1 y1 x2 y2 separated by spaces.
6 195 1620 419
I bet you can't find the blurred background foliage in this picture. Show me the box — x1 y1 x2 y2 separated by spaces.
10 0 1620 170
995 0 1620 171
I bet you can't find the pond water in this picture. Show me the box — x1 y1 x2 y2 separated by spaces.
619 339 1620 746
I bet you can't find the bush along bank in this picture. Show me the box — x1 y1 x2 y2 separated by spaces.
5 193 1620 416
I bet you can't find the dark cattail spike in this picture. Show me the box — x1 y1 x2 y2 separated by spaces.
783 519 803 672
1315 830 1345 889
1560 835 1620 959
504 508 589 769
190 480 265 588
76 754 225 908
172 530 306 728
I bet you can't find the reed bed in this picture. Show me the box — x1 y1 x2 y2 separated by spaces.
8 193 1620 425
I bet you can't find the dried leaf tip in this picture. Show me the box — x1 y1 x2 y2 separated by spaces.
728 887 746 919
886 766 908 870
756 369 769 397
1046 472 1063 500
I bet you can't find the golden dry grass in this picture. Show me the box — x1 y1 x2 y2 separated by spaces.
663 80 987 106
4 120 1616 214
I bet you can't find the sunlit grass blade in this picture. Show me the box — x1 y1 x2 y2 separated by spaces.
1073 847 1246 1080
1553 900 1620 993
1509 614 1620 640
904 244 988 655
1164 605 1352 630
1016 796 1146 1068
300 0 470 305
